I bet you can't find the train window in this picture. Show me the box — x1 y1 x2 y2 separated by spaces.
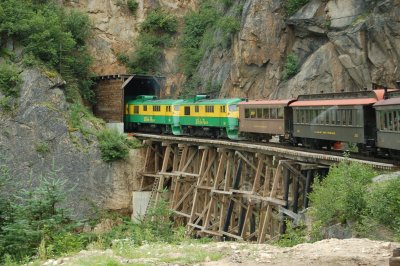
134 106 139 114
325 110 329 125
277 107 284 119
393 111 398 131
220 106 226 113
263 108 269 119
271 108 277 119
205 106 214 113
257 108 262 118
296 110 300 123
153 105 161 112
348 110 353 126
184 106 190 115
195 106 199 113
174 105 180 111
143 105 147 111
229 105 237 112
250 109 256 118
245 108 250 118
330 109 335 125
342 110 347 126
336 109 341 125
389 112 393 131
166 106 171 112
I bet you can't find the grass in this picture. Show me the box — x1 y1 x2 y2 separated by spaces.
113 242 223 265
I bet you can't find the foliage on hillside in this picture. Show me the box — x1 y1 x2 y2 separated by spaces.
309 160 400 241
0 0 93 103
179 0 242 96
126 9 178 74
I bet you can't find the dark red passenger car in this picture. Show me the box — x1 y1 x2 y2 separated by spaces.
238 99 295 141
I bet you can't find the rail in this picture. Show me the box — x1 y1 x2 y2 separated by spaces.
133 133 398 170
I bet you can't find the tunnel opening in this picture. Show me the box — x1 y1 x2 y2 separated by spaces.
123 75 165 132
123 75 164 104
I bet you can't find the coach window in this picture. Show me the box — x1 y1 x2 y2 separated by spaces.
271 108 277 119
296 109 300 123
389 111 393 131
134 106 139 114
143 105 147 112
166 106 171 112
325 110 329 125
348 110 353 126
257 108 262 118
220 105 226 113
330 109 335 125
195 106 199 113
250 109 256 118
263 108 269 119
277 107 284 119
245 108 250 118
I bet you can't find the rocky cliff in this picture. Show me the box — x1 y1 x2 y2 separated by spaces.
0 68 143 218
68 0 400 98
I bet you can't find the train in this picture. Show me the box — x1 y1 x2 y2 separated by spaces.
124 88 400 158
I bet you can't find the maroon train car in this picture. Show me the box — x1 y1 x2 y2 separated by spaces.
238 99 295 141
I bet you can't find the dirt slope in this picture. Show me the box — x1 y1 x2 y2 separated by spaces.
42 238 399 266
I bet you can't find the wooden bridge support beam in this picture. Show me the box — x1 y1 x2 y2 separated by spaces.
138 141 329 243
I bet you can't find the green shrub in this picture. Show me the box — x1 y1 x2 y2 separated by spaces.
117 53 129 65
127 0 138 13
284 0 310 16
217 17 240 35
140 9 178 35
97 129 131 162
179 5 218 76
275 221 306 247
309 161 376 225
282 53 299 81
69 103 104 136
35 141 50 154
367 177 400 231
128 9 177 74
0 63 21 98
128 42 163 74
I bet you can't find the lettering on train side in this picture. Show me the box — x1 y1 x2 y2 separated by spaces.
195 118 209 125
314 131 336 135
144 117 156 122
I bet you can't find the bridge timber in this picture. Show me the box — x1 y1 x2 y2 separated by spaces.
135 133 397 243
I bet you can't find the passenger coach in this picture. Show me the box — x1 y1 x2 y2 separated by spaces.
289 90 385 151
374 90 400 157
238 99 295 142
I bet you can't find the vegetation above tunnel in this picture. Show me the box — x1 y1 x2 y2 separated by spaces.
0 0 94 103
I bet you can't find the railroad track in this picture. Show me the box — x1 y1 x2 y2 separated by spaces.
132 133 399 170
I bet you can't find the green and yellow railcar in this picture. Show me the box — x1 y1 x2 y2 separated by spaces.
125 95 183 133
172 95 243 140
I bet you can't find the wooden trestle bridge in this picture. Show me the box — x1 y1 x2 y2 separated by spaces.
134 133 396 243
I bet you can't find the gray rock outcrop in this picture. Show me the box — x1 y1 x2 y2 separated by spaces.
0 68 143 218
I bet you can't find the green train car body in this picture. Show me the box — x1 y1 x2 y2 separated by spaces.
171 96 243 140
125 95 243 140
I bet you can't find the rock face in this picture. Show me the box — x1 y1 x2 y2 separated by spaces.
65 0 400 98
0 68 143 218
197 0 400 99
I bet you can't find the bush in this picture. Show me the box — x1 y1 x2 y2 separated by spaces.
217 17 240 35
309 161 376 226
284 0 310 16
179 5 218 76
282 53 299 81
0 63 21 98
140 9 178 35
127 0 138 13
367 177 400 231
275 221 306 247
35 141 50 154
97 129 131 162
128 9 177 74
